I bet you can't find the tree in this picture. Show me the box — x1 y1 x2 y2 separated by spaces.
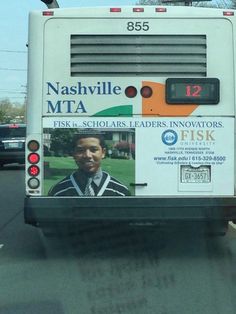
0 99 13 123
0 98 25 124
137 0 230 7
137 0 162 4
229 0 236 8
50 129 77 156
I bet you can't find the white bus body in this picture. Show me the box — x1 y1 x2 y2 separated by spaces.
24 6 236 232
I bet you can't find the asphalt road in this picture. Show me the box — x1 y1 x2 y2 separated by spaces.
0 165 236 314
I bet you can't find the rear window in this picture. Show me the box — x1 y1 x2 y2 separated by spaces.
0 126 26 138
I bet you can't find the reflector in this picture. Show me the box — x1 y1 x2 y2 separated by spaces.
141 86 153 98
28 178 40 189
125 86 137 98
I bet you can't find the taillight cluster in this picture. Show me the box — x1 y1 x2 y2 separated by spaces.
125 86 153 98
110 7 167 13
27 140 40 189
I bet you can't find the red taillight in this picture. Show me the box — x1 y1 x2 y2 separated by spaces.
156 8 167 12
110 8 121 12
42 11 54 16
125 86 137 98
28 165 40 176
28 140 40 152
9 124 19 128
223 11 234 16
133 8 144 12
141 86 153 98
28 153 40 164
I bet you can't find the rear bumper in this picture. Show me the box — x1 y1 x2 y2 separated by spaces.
24 196 236 226
0 151 25 164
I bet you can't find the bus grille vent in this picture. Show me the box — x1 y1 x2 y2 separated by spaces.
71 34 207 77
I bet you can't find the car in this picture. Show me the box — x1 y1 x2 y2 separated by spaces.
0 123 26 168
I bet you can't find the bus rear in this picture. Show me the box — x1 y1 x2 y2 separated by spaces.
24 5 236 234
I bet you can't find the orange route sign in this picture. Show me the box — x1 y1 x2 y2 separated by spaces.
142 81 198 117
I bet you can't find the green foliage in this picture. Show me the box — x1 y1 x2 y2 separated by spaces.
50 128 77 156
0 98 25 123
194 0 229 8
137 0 231 8
137 0 162 4
229 0 236 8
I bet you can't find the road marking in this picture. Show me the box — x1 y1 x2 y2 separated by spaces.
229 222 236 230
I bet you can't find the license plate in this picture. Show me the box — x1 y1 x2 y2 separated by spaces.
181 166 211 183
4 142 22 149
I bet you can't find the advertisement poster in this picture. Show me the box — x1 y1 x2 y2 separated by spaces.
43 117 234 196
43 126 135 196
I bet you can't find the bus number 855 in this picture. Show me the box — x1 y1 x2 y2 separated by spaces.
127 21 150 31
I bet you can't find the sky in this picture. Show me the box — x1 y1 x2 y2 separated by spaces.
0 0 136 104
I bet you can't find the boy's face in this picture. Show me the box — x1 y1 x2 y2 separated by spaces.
73 137 106 174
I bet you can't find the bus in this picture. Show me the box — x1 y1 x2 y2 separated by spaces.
24 4 236 235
